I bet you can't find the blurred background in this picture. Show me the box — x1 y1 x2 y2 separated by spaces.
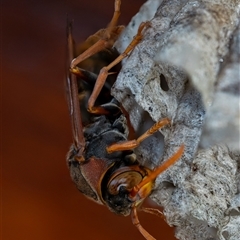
2 0 176 239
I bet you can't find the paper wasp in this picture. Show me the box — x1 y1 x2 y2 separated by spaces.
66 1 184 239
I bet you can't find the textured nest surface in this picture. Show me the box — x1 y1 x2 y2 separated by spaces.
113 0 240 239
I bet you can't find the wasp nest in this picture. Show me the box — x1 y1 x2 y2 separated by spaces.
113 0 240 239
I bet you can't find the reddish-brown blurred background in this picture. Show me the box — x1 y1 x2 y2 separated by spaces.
2 0 176 239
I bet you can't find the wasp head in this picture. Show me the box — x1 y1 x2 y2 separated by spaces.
100 164 154 216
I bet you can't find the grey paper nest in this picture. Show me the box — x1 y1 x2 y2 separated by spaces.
113 0 240 239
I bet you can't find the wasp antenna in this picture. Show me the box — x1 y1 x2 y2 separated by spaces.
130 145 184 198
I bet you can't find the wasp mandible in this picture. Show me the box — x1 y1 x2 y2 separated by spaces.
66 1 184 239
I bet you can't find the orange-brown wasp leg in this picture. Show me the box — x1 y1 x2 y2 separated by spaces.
69 67 99 84
67 21 85 162
141 207 164 219
70 0 122 69
87 21 150 114
107 118 170 153
131 206 156 240
104 0 122 39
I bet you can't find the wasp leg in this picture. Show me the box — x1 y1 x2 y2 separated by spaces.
70 67 114 115
104 0 121 39
131 206 156 240
107 118 170 153
70 66 98 83
141 207 164 219
70 0 122 69
88 21 150 114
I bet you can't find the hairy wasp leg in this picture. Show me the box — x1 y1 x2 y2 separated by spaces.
88 21 150 114
70 0 122 69
107 118 170 153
